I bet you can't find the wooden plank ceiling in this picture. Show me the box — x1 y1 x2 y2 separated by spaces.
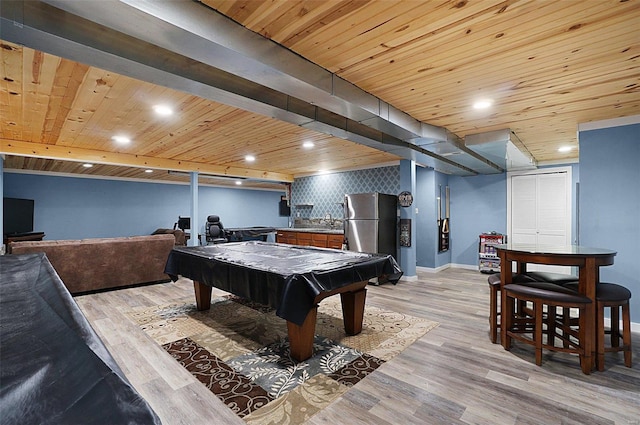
2 0 639 187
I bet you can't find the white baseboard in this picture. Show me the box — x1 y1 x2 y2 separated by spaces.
416 265 450 273
450 263 480 271
416 263 478 272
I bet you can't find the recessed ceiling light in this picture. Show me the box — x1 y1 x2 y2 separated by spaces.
153 104 173 116
245 155 256 162
82 163 93 168
144 169 153 173
558 146 572 153
303 141 315 149
235 180 243 185
473 99 493 109
112 135 131 145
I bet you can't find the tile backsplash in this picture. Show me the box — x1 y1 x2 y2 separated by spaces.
291 165 400 220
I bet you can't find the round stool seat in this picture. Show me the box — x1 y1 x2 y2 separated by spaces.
504 283 591 303
596 283 631 301
562 282 632 301
488 273 501 287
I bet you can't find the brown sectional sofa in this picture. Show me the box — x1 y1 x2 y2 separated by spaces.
10 234 175 294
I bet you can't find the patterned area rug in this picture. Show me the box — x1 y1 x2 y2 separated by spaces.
127 294 438 424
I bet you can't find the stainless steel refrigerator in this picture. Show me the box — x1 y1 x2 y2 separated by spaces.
344 192 397 257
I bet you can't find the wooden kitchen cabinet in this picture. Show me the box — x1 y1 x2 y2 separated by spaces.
311 233 327 247
327 234 344 249
296 232 313 246
276 230 343 249
276 230 297 245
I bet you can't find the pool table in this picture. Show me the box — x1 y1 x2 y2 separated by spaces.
164 241 402 361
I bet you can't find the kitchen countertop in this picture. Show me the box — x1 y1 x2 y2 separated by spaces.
276 228 343 235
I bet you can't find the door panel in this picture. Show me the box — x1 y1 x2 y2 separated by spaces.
345 193 378 220
537 173 568 240
511 175 537 244
509 168 572 275
345 220 378 254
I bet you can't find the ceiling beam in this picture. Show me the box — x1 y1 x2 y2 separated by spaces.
0 139 294 182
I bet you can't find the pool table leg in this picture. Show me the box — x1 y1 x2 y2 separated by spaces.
287 306 318 362
287 284 368 362
341 287 367 335
193 280 212 310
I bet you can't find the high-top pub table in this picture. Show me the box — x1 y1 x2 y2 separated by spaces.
164 241 402 361
495 243 616 374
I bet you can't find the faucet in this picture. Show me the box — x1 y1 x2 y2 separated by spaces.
324 213 333 227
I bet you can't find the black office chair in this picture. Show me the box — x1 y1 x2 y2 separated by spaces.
205 215 228 244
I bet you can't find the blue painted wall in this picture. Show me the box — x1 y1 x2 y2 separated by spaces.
579 123 640 317
3 173 288 241
415 167 451 268
434 171 451 268
415 168 436 268
449 173 507 267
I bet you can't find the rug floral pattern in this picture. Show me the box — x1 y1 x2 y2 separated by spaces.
127 295 438 424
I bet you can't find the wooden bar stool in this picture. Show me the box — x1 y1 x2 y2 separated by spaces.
503 283 592 372
488 273 541 344
488 273 501 343
597 283 632 370
563 282 632 370
487 272 558 344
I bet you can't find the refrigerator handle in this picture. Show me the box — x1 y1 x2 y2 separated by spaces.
343 195 349 250
344 195 349 220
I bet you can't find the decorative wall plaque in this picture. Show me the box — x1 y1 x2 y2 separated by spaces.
399 219 411 247
398 191 413 207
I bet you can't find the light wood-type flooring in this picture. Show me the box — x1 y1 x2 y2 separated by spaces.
75 268 640 425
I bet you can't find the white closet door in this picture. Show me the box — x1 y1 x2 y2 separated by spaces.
508 168 572 274
536 172 569 246
511 175 538 244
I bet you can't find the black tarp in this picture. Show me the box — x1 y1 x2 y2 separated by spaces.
0 253 161 425
164 241 403 326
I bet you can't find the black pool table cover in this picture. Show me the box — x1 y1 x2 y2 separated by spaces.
164 241 403 325
0 253 161 425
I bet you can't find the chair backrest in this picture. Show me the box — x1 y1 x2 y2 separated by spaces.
206 215 226 241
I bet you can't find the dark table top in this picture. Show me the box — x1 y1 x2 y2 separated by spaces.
495 243 616 257
0 253 160 424
164 241 402 325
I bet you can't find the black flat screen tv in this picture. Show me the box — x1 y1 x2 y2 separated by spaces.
3 197 35 236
